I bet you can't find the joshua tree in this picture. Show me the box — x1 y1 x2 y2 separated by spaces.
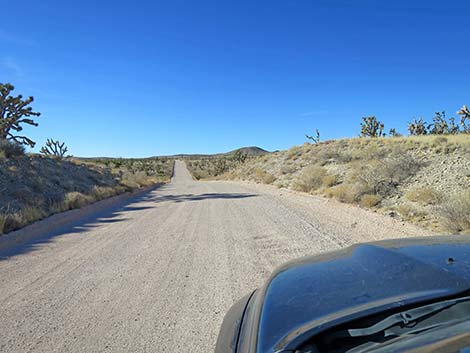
40 139 68 158
306 129 320 144
0 83 41 147
360 116 385 137
388 128 402 137
408 117 428 135
428 111 450 135
458 105 470 133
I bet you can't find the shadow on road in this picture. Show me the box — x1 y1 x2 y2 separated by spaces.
0 186 258 261
137 192 258 204
0 187 161 261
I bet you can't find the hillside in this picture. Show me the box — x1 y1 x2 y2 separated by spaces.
0 155 174 234
192 135 470 234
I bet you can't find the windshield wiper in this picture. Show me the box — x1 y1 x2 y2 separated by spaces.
348 295 470 338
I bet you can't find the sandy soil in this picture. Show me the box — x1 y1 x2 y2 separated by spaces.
0 161 429 353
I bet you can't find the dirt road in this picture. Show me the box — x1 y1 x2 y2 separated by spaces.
0 161 428 352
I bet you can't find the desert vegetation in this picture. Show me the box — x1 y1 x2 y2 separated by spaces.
0 83 174 234
188 106 470 234
185 148 263 180
224 134 470 233
222 135 469 234
0 154 174 235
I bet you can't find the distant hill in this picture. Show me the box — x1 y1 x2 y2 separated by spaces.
160 146 270 159
77 147 269 160
226 146 269 156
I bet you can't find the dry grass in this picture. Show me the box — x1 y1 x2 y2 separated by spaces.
439 190 470 234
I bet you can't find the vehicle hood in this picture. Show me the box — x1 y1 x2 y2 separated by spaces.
256 236 470 353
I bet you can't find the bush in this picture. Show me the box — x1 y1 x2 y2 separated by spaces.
0 139 25 158
20 206 46 224
120 171 153 189
324 184 359 203
396 203 427 221
91 186 121 201
360 194 382 207
439 191 470 234
64 192 94 210
322 174 338 187
253 169 276 184
351 153 423 197
0 214 5 234
294 165 329 192
406 187 441 205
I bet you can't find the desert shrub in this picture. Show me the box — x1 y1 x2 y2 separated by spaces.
360 194 381 207
120 171 152 189
263 173 277 184
64 192 94 210
20 206 46 224
431 136 448 146
439 190 470 234
0 214 5 234
336 151 353 163
324 184 359 203
322 174 338 187
351 153 422 197
406 187 441 205
2 213 23 233
316 146 341 165
294 165 329 192
286 146 303 160
0 139 25 158
350 143 388 161
253 169 276 184
91 186 120 201
280 163 297 175
396 203 427 221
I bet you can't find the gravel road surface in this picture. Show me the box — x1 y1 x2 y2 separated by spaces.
0 160 428 352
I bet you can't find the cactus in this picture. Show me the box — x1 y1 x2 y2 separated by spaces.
40 139 68 158
0 83 41 147
360 116 385 137
306 129 321 144
408 117 428 135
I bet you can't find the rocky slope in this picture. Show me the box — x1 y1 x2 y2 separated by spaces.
220 135 470 233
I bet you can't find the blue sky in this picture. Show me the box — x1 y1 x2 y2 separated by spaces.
1 0 469 157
